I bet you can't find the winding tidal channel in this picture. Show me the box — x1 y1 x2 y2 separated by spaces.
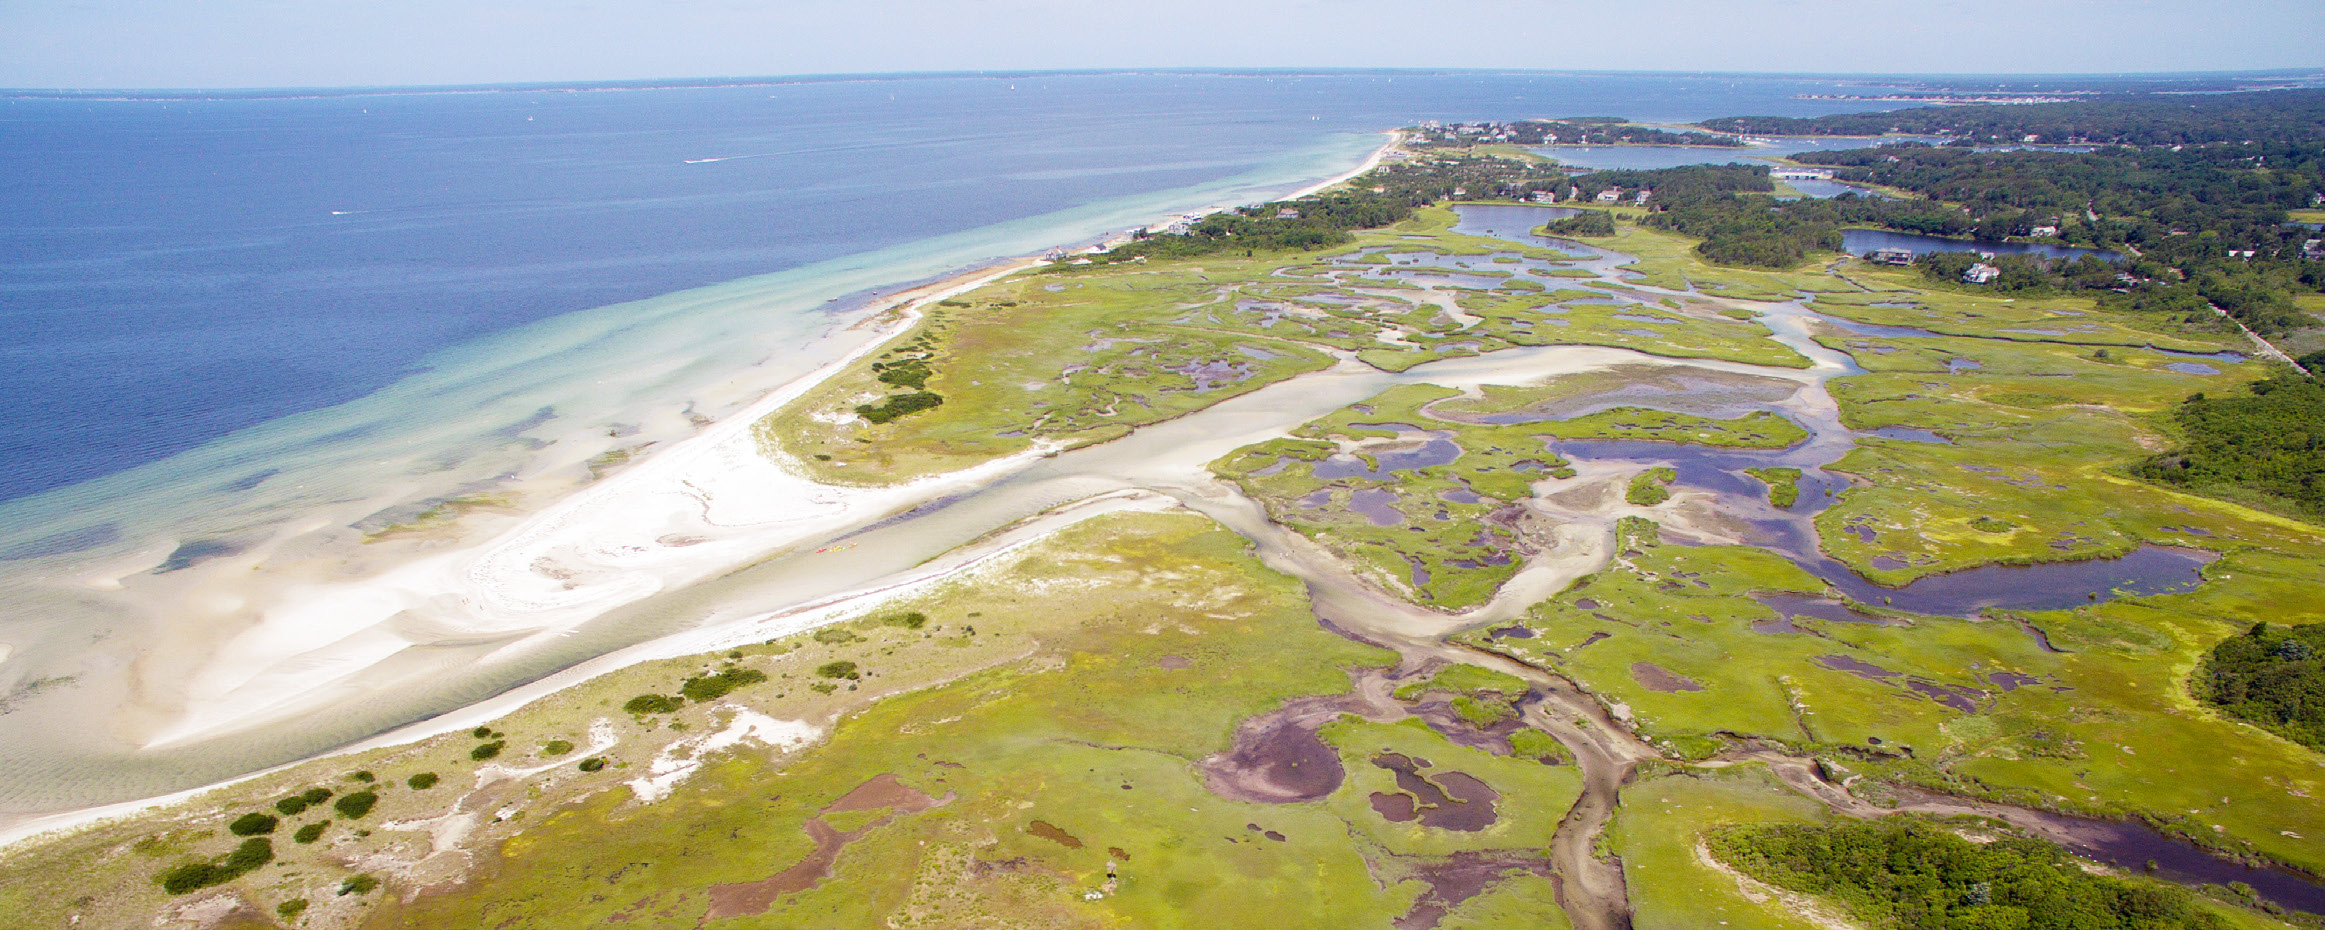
27 206 2316 924
539 205 2309 926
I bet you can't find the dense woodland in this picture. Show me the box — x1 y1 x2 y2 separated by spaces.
1548 141 2325 334
2135 373 2325 517
1711 821 2230 930
1089 153 1565 264
1702 89 2325 145
2198 621 2325 752
1413 117 1743 148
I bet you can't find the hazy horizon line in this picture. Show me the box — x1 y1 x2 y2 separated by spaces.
7 65 2321 99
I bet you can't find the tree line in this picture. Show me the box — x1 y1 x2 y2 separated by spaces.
2197 620 2325 752
1702 89 2325 146
1711 820 2230 930
1089 153 1567 264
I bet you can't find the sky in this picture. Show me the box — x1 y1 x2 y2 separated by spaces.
3 0 2321 89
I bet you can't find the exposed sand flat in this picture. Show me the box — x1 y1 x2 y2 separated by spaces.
147 261 1049 748
628 709 820 803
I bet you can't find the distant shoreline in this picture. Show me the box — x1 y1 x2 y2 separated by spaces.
0 130 1403 852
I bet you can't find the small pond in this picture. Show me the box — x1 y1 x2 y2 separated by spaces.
1843 229 2120 263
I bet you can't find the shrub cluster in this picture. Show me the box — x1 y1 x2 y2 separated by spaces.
273 787 332 816
816 660 861 681
2135 374 2325 517
2197 621 2325 750
624 693 683 715
680 667 769 703
1711 820 2227 930
156 838 273 895
332 790 377 820
855 391 943 424
227 812 278 836
881 611 930 630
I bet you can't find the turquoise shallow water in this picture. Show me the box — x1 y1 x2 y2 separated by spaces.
0 71 1919 816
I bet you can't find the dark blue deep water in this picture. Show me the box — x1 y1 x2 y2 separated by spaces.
0 71 1908 503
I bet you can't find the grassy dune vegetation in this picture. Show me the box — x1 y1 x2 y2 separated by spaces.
761 205 1806 485
0 513 1594 929
11 131 2325 930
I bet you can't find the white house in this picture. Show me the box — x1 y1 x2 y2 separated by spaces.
2029 225 2060 238
1594 188 1622 203
1529 190 1559 204
1963 263 2001 284
1633 189 1653 205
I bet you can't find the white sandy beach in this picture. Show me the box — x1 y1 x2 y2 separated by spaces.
147 258 1052 748
0 133 1407 849
151 130 1406 748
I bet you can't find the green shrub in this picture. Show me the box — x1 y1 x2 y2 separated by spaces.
540 740 574 757
680 667 769 702
277 898 308 920
293 821 327 844
346 770 374 783
156 838 273 895
406 772 439 790
816 660 861 680
338 874 380 897
881 611 929 630
2198 620 2325 750
623 693 683 715
874 359 933 390
1544 211 1617 237
578 757 607 773
813 627 864 645
471 726 493 739
332 791 378 819
855 391 943 424
2136 374 2325 517
1711 820 2227 930
470 740 505 761
274 786 332 816
227 812 278 836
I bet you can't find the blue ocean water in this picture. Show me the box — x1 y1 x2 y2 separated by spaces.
0 71 1929 817
0 71 1901 507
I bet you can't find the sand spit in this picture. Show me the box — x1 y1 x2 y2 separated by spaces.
1288 130 1401 199
146 260 1045 748
143 132 1412 749
0 137 1411 846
